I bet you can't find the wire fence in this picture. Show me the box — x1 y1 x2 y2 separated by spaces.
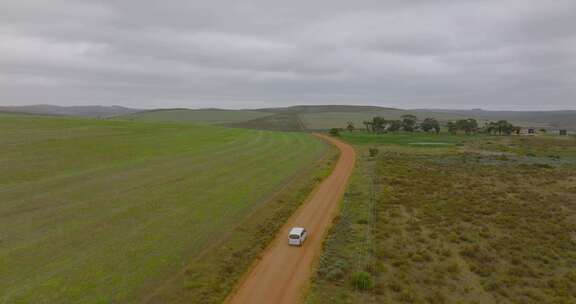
352 155 379 303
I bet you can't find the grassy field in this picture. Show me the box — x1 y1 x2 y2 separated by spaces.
121 109 272 124
0 114 330 303
308 132 576 303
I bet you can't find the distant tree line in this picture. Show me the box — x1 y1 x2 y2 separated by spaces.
484 120 521 135
447 119 479 134
448 119 521 135
360 115 440 134
345 115 522 136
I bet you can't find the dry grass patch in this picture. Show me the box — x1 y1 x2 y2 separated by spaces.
309 135 576 304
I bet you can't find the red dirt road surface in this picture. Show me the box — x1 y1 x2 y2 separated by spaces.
226 134 356 304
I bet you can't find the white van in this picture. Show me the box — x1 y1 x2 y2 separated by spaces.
288 227 308 246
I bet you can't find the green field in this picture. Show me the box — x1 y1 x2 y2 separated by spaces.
309 132 576 303
122 109 272 124
0 114 329 303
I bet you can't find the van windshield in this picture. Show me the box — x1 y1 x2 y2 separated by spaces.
289 234 300 239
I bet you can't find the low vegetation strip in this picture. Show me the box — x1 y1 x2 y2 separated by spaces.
0 115 329 303
309 132 576 303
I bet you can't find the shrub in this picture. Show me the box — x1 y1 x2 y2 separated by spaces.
369 147 379 157
321 259 348 282
329 128 341 137
351 271 374 290
357 218 368 224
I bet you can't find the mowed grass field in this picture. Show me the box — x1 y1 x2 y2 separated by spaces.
309 132 576 303
0 114 329 303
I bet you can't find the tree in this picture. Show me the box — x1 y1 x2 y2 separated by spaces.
455 119 478 134
484 120 516 135
484 121 498 134
401 114 418 132
369 147 379 157
447 121 458 134
363 121 373 132
388 120 402 132
498 120 514 135
371 116 387 133
420 118 440 133
329 128 340 137
346 121 355 132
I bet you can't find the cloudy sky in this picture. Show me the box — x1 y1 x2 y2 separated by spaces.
1 0 575 110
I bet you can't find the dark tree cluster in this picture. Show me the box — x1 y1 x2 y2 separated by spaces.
329 127 341 137
445 119 521 135
362 115 439 133
354 115 524 136
484 120 521 135
447 119 479 134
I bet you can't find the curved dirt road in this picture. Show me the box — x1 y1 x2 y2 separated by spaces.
226 134 356 304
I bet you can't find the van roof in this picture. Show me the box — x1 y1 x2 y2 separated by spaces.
289 227 305 235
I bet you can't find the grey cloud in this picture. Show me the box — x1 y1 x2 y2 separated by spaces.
0 0 574 110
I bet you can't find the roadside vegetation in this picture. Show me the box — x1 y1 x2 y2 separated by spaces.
0 114 331 303
309 130 576 303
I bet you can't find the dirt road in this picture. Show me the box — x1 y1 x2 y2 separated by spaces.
226 134 356 304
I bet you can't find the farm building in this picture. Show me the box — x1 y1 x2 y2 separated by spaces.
519 127 536 135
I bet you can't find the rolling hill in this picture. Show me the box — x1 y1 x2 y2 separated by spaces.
0 104 141 117
6 104 573 131
121 108 271 124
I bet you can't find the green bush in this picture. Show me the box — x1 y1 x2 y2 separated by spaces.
329 128 341 137
351 271 374 290
319 258 348 282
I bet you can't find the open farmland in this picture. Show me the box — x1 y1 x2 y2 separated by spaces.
309 133 576 303
0 114 330 303
121 108 272 125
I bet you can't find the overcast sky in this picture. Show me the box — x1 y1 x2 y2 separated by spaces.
1 0 575 110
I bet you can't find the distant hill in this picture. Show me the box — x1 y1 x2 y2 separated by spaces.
224 112 306 131
119 105 576 131
255 105 397 113
219 105 465 131
0 105 142 118
6 104 572 131
252 105 575 131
